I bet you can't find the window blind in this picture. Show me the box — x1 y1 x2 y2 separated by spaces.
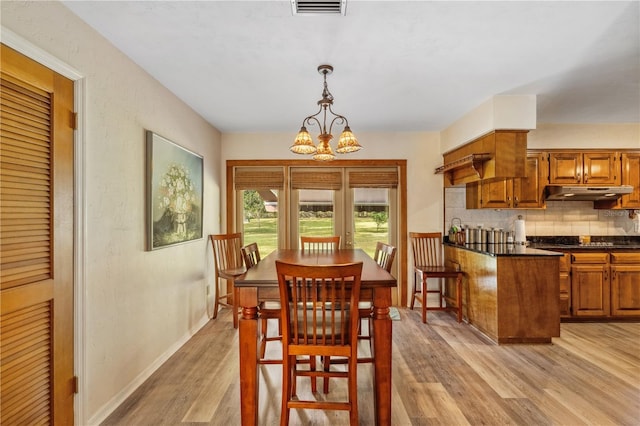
290 170 342 190
234 167 285 190
348 169 398 188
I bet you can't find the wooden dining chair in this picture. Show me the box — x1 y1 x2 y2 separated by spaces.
210 233 245 329
344 242 397 369
409 232 463 323
300 235 341 251
241 242 282 363
276 260 363 426
361 241 397 336
374 241 396 273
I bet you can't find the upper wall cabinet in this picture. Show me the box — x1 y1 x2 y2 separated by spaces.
466 151 548 209
549 151 620 185
595 151 640 209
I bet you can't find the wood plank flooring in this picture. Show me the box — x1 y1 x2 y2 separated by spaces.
102 309 640 425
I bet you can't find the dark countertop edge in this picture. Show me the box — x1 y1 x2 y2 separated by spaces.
529 244 640 251
444 241 563 257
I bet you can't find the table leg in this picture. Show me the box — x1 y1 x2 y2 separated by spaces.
371 287 392 426
238 287 259 426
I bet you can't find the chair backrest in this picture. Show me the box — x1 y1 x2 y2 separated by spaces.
300 235 341 252
374 242 396 273
276 261 363 348
241 242 261 269
409 232 443 267
209 233 244 273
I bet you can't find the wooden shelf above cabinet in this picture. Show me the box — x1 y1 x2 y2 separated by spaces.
435 153 491 186
438 130 528 187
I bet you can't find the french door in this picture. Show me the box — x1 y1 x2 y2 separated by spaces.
290 167 397 263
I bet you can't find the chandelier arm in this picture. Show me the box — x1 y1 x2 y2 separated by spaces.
301 104 324 129
327 104 348 135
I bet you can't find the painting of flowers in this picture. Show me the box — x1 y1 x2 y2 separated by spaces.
146 131 203 250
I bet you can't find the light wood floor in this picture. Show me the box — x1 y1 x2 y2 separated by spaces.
102 309 640 425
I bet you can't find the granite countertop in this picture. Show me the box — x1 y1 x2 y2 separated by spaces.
444 241 563 257
527 236 640 251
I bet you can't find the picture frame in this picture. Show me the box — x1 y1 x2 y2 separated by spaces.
146 131 203 250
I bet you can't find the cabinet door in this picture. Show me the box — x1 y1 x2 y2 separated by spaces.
513 152 547 208
549 152 582 184
480 179 512 209
571 264 610 317
583 152 619 185
611 266 640 316
620 152 640 208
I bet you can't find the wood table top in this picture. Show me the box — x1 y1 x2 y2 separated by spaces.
235 249 397 288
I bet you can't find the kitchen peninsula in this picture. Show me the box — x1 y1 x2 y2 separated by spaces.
444 242 562 344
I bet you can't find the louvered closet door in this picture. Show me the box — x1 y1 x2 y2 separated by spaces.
1 44 75 425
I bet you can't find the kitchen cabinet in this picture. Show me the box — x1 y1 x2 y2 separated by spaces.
595 151 640 209
466 151 547 209
549 151 619 185
610 252 640 316
571 252 610 317
559 252 571 317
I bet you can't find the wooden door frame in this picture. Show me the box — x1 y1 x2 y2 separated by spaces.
226 159 408 306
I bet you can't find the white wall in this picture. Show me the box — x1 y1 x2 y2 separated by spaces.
1 2 222 424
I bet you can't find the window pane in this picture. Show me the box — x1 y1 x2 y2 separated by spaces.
298 189 335 237
352 188 389 258
242 190 278 254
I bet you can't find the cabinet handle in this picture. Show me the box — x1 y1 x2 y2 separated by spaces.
611 269 616 280
571 254 575 262
604 270 608 281
584 173 588 183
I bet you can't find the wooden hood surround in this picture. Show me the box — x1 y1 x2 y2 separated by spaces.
436 130 528 187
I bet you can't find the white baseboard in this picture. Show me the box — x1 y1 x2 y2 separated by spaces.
87 315 210 425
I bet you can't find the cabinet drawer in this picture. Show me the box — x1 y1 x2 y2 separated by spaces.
571 252 609 264
610 252 640 264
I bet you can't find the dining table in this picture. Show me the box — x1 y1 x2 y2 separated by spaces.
234 248 397 426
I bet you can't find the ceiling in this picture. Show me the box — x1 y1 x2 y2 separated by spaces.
62 1 640 134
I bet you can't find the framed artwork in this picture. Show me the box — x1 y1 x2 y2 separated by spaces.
146 131 203 250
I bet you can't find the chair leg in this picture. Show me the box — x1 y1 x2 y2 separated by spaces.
456 273 463 323
409 271 416 310
259 317 268 359
233 285 239 329
422 274 428 324
212 278 220 319
323 356 331 394
281 355 292 426
348 355 358 426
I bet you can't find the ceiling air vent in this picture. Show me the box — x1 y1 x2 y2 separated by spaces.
291 0 347 15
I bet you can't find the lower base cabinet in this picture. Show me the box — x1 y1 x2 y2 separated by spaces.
565 251 640 319
611 253 640 316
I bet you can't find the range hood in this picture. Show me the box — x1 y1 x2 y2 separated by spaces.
546 185 633 201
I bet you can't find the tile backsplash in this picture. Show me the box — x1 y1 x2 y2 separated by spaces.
444 187 640 236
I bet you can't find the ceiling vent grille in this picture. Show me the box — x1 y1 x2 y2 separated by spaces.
292 0 347 15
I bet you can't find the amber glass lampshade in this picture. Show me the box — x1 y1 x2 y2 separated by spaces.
312 134 336 161
335 126 362 154
290 127 317 154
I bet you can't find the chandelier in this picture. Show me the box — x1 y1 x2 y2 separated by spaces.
290 64 362 161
